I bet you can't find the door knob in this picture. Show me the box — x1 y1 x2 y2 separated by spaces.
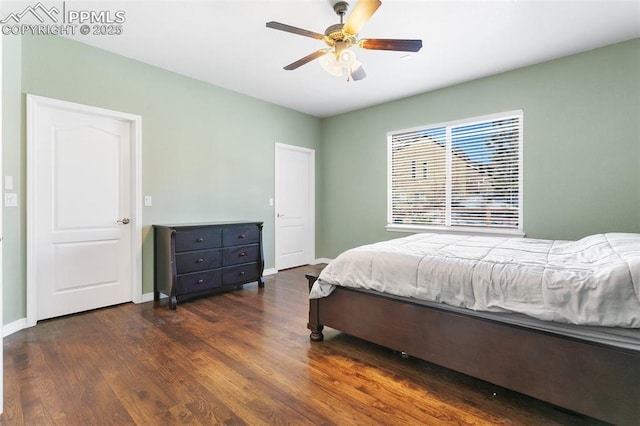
117 218 130 224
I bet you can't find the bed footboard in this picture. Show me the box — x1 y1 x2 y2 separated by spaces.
306 274 640 425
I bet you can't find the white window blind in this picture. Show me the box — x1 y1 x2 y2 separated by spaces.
388 111 523 232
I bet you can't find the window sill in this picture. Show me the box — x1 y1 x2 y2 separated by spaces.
386 224 525 238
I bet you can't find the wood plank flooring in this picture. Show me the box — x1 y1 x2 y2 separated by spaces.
2 265 605 425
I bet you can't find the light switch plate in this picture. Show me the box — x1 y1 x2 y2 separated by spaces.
4 193 18 207
144 195 152 206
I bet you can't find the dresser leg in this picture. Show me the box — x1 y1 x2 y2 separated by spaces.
169 295 177 310
258 277 265 288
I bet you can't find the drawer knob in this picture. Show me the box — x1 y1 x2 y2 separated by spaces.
197 258 204 263
239 271 245 276
239 252 246 257
197 279 204 284
239 234 245 239
196 238 204 242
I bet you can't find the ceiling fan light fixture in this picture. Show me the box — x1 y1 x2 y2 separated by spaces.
318 46 363 79
319 53 343 77
339 48 357 68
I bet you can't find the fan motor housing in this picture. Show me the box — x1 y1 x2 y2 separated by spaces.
326 1 355 42
325 23 346 41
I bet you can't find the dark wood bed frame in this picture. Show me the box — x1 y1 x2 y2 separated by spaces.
306 274 640 425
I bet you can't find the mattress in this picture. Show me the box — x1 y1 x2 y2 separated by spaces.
311 233 640 328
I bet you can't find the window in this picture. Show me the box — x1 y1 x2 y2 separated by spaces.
388 110 523 235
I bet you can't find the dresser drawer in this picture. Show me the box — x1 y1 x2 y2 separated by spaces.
176 249 222 274
223 263 259 285
223 245 259 266
177 270 222 295
222 225 259 246
175 228 222 252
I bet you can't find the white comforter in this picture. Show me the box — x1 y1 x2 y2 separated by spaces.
311 233 640 328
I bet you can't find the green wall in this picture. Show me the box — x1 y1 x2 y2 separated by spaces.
3 35 639 325
2 35 24 325
319 38 640 257
2 35 322 324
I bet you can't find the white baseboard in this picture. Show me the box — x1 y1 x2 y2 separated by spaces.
312 258 332 265
140 292 155 303
3 318 30 337
264 267 277 276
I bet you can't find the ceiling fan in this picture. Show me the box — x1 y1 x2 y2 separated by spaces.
266 0 422 81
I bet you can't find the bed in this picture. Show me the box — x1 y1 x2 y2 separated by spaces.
306 233 640 425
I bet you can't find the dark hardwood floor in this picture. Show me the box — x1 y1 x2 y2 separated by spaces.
2 265 605 425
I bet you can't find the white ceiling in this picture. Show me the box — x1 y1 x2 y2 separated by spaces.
8 0 640 117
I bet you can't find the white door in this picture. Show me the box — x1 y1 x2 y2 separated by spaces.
275 143 315 270
28 96 136 321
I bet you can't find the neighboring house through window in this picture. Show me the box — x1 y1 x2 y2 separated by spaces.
388 110 523 235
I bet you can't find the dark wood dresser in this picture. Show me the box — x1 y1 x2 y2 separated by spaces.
153 221 264 309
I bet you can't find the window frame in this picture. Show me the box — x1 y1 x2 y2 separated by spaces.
386 110 524 237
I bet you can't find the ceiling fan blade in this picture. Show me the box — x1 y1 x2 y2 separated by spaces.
343 0 381 35
266 21 325 40
284 49 329 71
360 38 423 52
